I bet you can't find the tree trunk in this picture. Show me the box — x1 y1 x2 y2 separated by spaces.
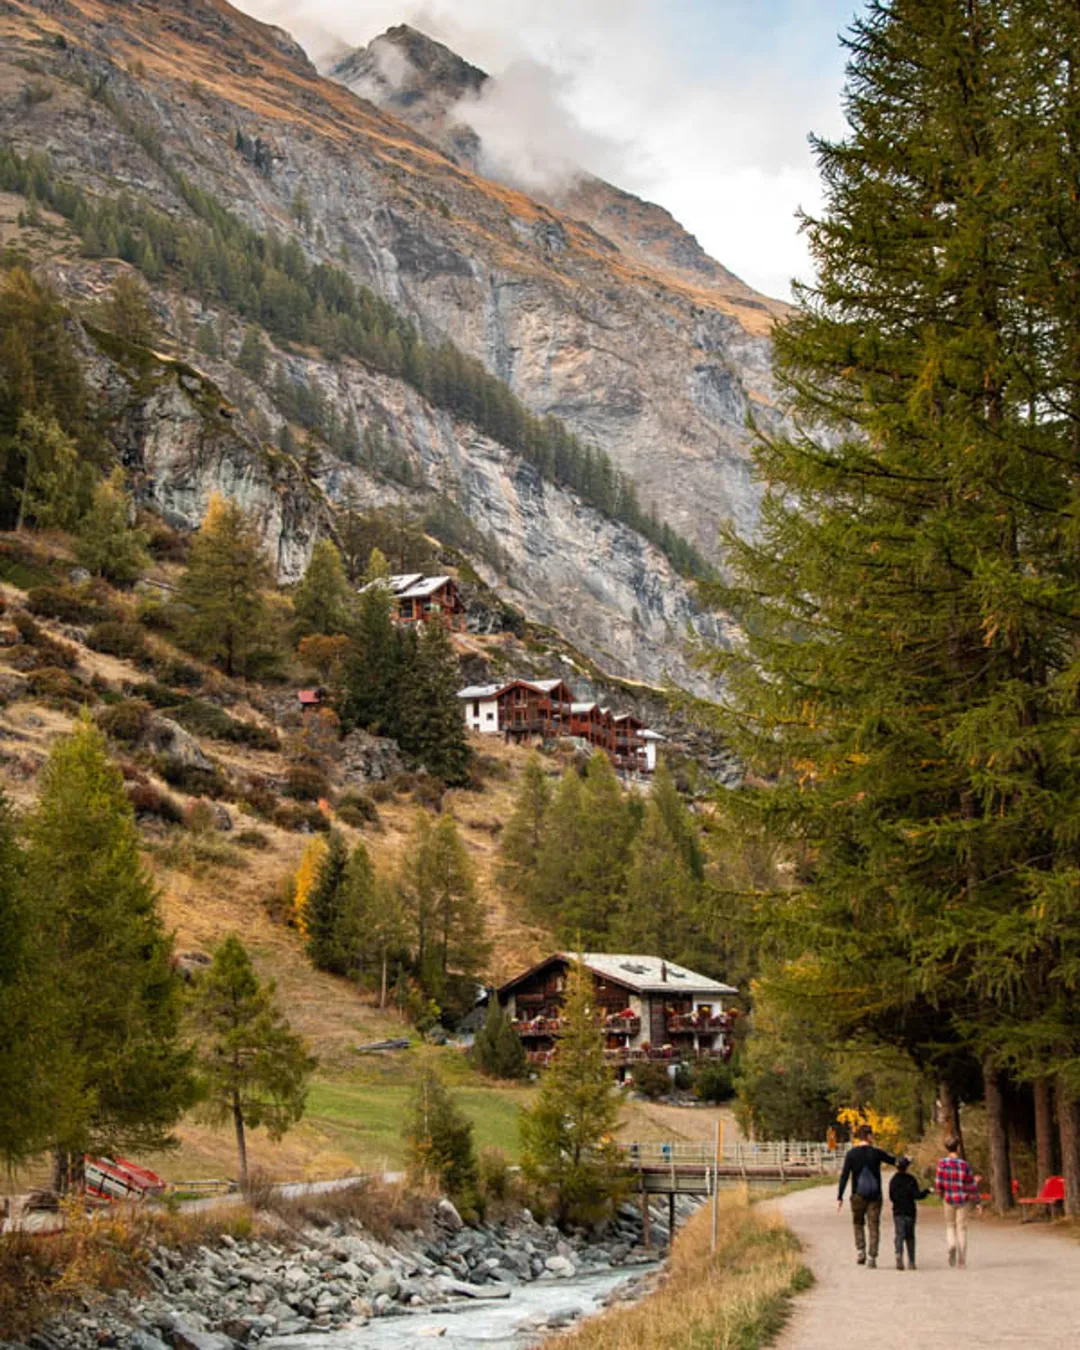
380 951 388 1010
1034 1076 1056 1188
52 1148 70 1195
233 1095 249 1189
1057 1081 1080 1217
939 1079 964 1152
983 1058 1013 1212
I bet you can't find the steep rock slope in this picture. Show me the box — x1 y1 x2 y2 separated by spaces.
0 0 772 688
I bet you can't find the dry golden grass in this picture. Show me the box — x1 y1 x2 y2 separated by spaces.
548 1189 812 1350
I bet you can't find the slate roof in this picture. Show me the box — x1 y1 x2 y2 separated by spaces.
457 684 503 700
499 952 735 997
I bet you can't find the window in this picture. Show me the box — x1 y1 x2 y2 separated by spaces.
473 700 480 717
486 711 495 721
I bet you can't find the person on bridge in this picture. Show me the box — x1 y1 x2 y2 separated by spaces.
934 1136 982 1268
837 1123 896 1267
889 1155 929 1270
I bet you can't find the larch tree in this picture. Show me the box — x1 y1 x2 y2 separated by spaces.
519 959 623 1226
704 0 1080 1212
305 829 351 975
26 720 195 1189
612 797 697 959
190 935 316 1188
397 619 472 786
498 753 551 904
75 468 149 586
179 493 274 677
293 538 354 637
401 811 489 1006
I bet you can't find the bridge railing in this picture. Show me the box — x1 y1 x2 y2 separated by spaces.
618 1140 848 1173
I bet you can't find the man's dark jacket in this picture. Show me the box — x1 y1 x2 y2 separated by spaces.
838 1143 896 1201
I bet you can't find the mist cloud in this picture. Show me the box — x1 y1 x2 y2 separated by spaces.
238 0 851 300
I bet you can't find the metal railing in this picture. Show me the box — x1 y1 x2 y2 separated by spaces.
619 1140 848 1173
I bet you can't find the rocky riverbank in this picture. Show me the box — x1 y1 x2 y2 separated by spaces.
7 1193 698 1350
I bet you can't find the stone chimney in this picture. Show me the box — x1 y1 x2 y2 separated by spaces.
660 961 667 983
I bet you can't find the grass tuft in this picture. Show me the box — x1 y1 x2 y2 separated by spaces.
547 1189 812 1350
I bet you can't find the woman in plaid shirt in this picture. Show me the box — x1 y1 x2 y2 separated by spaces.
935 1136 982 1267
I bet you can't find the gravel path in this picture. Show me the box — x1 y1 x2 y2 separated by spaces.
772 1185 1080 1348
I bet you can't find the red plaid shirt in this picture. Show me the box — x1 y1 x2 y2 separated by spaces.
935 1154 979 1206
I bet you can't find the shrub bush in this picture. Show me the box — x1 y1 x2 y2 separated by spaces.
172 698 279 751
153 657 203 688
12 612 79 669
185 798 219 834
26 583 117 625
154 756 231 800
144 519 191 563
128 680 184 709
272 800 331 832
27 666 94 709
241 783 280 820
410 774 446 812
236 828 271 850
368 779 395 803
87 621 149 662
335 790 379 826
97 698 153 745
632 1060 674 1100
127 780 185 824
694 1060 736 1104
137 596 185 633
285 763 329 801
478 1148 511 1205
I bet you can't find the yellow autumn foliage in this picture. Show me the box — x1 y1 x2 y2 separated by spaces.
837 1104 904 1154
292 835 327 938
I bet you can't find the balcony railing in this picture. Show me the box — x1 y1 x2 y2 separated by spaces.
528 1046 731 1069
666 1012 733 1033
604 1013 641 1036
513 1016 561 1038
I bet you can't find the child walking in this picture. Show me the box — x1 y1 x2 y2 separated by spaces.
889 1156 929 1270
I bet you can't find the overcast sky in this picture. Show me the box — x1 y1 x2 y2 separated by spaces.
238 0 859 301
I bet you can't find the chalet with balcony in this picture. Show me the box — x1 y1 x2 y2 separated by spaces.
498 952 737 1075
367 573 466 629
456 679 575 742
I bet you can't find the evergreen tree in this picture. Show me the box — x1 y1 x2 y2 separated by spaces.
26 720 195 1188
294 538 353 637
401 811 489 1006
471 996 527 1080
334 844 405 1004
13 410 81 531
98 272 162 347
190 934 316 1187
75 468 149 585
519 960 623 1226
534 756 633 947
0 790 54 1166
404 1066 480 1215
342 579 402 734
397 619 472 786
703 0 1080 1211
305 829 351 975
178 493 275 677
612 797 697 958
498 753 551 904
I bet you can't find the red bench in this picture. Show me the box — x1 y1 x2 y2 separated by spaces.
1018 1175 1065 1220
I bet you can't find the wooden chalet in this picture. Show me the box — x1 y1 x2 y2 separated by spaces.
498 953 736 1075
499 679 575 742
613 713 647 770
367 573 466 630
569 702 616 755
297 687 325 709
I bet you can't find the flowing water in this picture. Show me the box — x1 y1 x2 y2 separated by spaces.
263 1264 654 1350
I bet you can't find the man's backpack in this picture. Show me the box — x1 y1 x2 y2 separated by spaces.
856 1163 880 1200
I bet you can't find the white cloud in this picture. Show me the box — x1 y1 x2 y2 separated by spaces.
239 0 850 300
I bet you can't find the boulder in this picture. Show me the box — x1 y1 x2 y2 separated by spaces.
543 1255 576 1279
366 1271 400 1300
147 717 213 771
434 1198 463 1233
338 729 404 786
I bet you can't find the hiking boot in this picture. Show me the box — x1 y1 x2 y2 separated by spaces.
948 1248 957 1268
896 1256 904 1270
856 1254 866 1265
867 1257 877 1268
909 1262 916 1270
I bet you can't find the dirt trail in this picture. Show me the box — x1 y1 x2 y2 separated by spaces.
773 1185 1080 1348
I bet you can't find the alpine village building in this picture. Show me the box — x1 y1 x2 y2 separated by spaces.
498 953 736 1075
365 573 466 630
457 680 664 774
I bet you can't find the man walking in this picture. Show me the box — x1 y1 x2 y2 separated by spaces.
934 1136 981 1267
837 1123 896 1267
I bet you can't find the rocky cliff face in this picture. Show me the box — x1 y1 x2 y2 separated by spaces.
0 0 781 692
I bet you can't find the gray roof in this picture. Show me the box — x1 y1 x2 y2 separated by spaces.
387 572 424 593
571 702 599 714
569 952 735 996
641 729 665 741
458 684 502 700
398 575 451 600
532 678 571 694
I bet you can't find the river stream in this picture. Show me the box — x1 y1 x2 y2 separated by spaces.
262 1264 654 1350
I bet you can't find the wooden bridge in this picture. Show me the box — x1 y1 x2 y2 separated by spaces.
619 1140 846 1196
617 1140 846 1245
